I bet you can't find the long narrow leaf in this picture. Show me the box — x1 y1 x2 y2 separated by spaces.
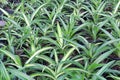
25 47 52 64
0 60 10 80
8 69 35 80
0 49 22 67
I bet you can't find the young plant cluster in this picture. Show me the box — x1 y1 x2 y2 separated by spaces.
0 0 120 80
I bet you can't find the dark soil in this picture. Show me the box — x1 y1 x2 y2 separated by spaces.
8 0 20 3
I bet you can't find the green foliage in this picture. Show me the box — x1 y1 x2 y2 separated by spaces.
0 0 120 80
0 0 8 4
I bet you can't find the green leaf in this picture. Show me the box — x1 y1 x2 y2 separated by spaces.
94 49 115 64
57 47 76 73
0 49 22 67
56 22 63 47
110 74 120 80
62 47 75 61
22 12 30 27
31 3 47 21
96 61 115 76
8 69 35 80
0 8 10 17
36 55 55 65
88 63 102 72
25 47 52 64
113 0 120 14
24 63 55 76
0 60 10 80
